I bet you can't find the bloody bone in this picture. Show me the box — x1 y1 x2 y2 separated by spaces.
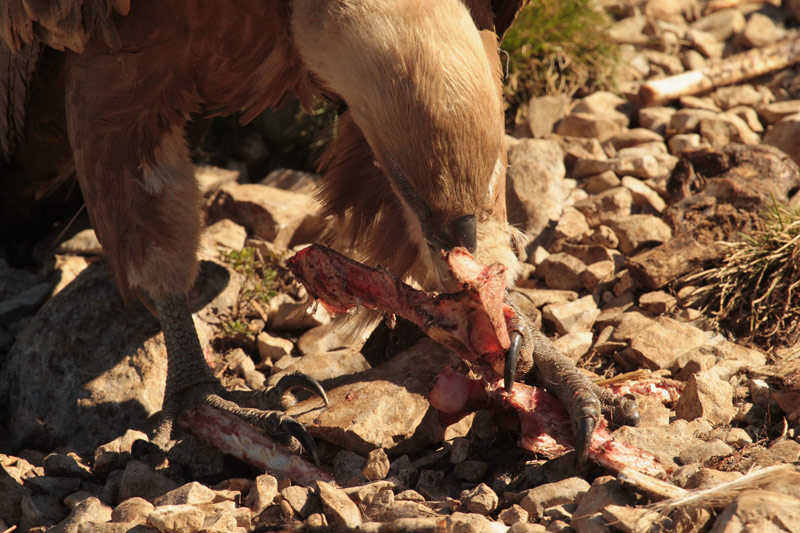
287 244 511 375
288 244 668 476
181 406 334 486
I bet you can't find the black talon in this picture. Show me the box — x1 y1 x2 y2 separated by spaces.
274 372 330 406
574 415 596 467
284 418 321 465
505 331 522 393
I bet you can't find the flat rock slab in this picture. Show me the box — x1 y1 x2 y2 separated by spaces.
289 338 462 456
0 260 237 454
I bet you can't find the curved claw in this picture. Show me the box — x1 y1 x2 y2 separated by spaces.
274 372 330 406
283 417 321 465
505 331 522 393
574 415 596 467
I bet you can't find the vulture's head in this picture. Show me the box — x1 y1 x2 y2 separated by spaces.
293 0 523 291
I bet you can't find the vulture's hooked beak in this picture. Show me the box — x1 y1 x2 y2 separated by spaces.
425 214 477 293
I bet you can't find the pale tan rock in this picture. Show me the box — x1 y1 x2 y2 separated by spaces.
602 505 669 533
207 183 321 249
690 9 745 41
543 295 600 336
461 484 498 515
711 85 764 110
729 106 764 134
683 49 707 70
528 94 569 138
625 316 707 370
610 214 672 255
536 253 586 292
739 13 785 48
621 176 666 213
50 497 113 533
556 113 624 142
445 512 497 533
638 290 676 315
290 339 461 455
574 187 633 227
582 171 620 194
758 101 800 125
711 490 800 532
679 439 734 465
686 28 723 57
607 129 664 151
245 474 278 516
553 331 594 362
361 449 390 482
270 299 331 331
199 219 247 257
639 106 675 135
642 48 684 75
676 370 737 425
616 141 668 158
670 108 718 134
607 15 648 44
257 332 294 362
764 112 800 166
146 504 204 533
583 225 619 249
118 461 180 504
668 133 706 155
281 486 321 519
112 497 154 524
553 206 590 242
155 482 216 507
316 481 362 528
268 348 370 389
499 504 529 526
506 139 570 238
581 261 615 292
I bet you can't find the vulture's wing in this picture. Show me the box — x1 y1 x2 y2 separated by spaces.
0 0 130 52
464 0 530 38
0 0 130 159
492 0 530 39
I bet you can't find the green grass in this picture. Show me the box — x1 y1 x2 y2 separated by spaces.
502 0 618 126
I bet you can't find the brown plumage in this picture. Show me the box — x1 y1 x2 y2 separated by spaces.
2 0 536 462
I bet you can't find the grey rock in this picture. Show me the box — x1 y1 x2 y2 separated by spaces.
519 477 590 521
506 139 569 239
118 461 180 504
678 440 733 466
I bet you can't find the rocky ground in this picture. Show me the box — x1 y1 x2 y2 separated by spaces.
4 0 800 532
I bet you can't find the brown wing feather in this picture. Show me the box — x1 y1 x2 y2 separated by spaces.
492 0 530 38
0 40 40 159
0 0 127 52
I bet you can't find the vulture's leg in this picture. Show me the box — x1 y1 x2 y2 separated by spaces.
505 310 639 465
63 47 325 464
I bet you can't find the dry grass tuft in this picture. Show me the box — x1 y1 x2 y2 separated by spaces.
683 203 800 350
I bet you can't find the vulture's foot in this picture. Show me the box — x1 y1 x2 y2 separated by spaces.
151 296 328 471
505 307 640 466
